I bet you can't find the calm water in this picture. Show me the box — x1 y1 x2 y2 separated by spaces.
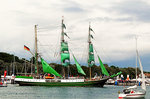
0 84 150 99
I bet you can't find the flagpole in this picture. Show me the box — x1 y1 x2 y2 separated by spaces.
29 50 34 56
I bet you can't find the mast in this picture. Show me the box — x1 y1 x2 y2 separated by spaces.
31 58 33 75
35 25 39 76
61 17 65 42
135 37 138 84
88 23 95 80
25 59 26 76
60 17 70 78
88 24 92 80
13 55 15 75
61 17 65 78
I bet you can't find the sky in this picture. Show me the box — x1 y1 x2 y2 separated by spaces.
0 0 150 71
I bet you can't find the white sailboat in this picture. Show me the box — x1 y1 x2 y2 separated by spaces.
118 38 146 98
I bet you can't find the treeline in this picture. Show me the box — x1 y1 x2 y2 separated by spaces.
0 52 143 79
0 52 24 63
50 63 140 79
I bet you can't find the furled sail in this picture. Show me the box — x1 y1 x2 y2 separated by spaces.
98 55 109 76
41 58 62 78
73 55 86 75
137 51 146 91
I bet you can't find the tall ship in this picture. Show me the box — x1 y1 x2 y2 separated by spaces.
15 18 120 87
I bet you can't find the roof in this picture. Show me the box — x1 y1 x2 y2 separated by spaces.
144 73 150 78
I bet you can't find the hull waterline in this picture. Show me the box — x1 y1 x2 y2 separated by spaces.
15 78 108 87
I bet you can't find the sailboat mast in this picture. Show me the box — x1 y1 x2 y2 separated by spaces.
88 24 92 80
135 37 138 83
35 25 39 76
61 17 65 78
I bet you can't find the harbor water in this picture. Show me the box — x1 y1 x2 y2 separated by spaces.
0 84 150 99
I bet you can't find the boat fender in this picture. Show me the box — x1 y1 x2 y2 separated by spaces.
131 91 134 93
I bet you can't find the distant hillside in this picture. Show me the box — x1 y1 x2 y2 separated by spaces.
0 52 24 63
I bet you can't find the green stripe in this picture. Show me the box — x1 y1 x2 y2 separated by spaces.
15 76 33 79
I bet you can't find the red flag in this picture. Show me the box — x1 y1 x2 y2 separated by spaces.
24 45 30 51
4 71 7 78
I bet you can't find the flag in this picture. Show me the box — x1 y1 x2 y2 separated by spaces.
4 71 7 78
24 45 30 51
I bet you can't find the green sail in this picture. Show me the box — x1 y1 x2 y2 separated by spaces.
89 44 94 52
88 53 95 67
61 42 68 51
88 43 95 67
35 53 37 73
89 53 94 61
41 58 62 78
73 55 86 75
98 55 109 76
61 53 70 67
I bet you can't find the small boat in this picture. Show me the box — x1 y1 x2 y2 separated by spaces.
118 85 146 98
0 80 7 87
118 38 146 98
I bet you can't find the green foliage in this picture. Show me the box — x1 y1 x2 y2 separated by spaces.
0 52 14 63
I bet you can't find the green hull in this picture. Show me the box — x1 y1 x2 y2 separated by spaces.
15 78 108 87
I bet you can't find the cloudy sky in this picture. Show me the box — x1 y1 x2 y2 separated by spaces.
0 0 150 71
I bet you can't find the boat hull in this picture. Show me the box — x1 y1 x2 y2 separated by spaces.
0 84 7 87
118 92 146 99
15 78 108 87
